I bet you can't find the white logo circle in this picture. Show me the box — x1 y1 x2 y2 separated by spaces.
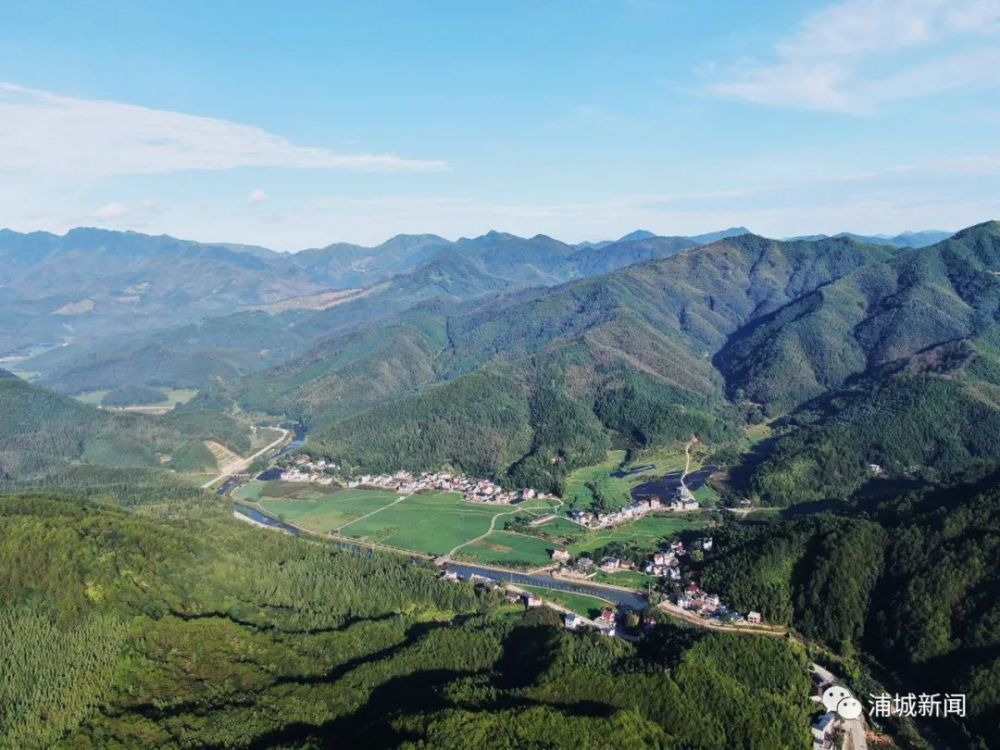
821 686 851 713
837 696 863 720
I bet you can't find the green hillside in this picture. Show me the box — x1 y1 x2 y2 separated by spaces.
718 221 1000 413
0 373 248 482
270 233 896 488
0 492 814 748
701 468 1000 748
294 224 1000 506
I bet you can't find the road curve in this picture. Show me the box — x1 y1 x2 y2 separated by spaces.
201 427 290 490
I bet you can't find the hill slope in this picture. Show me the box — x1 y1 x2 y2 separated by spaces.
702 468 1000 748
0 373 247 481
247 233 898 488
0 493 816 748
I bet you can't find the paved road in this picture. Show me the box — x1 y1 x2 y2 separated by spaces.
201 427 290 489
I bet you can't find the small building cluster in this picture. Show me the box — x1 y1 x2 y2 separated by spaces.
550 551 621 579
644 542 685 579
568 496 666 529
440 572 550 612
564 607 617 637
675 582 760 626
567 487 701 530
808 668 862 750
667 485 700 511
349 469 552 504
277 456 337 484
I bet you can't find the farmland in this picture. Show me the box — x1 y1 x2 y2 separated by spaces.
525 512 707 557
342 491 559 556
454 531 555 568
232 480 399 534
235 481 561 558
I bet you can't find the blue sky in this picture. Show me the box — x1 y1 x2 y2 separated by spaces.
1 0 999 249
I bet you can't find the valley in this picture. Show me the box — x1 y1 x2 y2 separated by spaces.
3 221 999 749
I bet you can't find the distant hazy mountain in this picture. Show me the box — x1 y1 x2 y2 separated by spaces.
616 229 658 242
785 229 952 248
686 226 751 244
19 226 757 393
0 227 325 356
574 226 750 250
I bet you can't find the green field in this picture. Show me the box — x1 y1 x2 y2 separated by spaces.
74 387 198 410
626 445 691 478
250 426 285 451
693 484 719 504
566 513 707 557
527 510 705 557
342 491 559 556
518 584 612 619
232 481 399 533
562 445 696 513
562 450 631 511
232 480 265 500
593 569 651 590
455 531 554 568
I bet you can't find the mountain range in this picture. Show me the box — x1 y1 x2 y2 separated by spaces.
2 219 997 748
166 221 998 508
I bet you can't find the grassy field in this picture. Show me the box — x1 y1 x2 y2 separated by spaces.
340 491 560 556
232 481 399 533
629 445 691 477
566 513 707 557
592 569 651 590
74 388 198 411
518 584 612 619
744 421 774 447
232 480 266 500
455 531 554 568
693 484 719 504
562 450 631 511
562 444 696 513
250 426 285 451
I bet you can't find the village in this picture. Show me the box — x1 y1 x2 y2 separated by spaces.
439 532 763 638
271 457 556 504
567 484 699 530
548 536 762 626
347 469 559 503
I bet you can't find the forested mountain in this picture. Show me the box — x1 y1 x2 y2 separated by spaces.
0 371 246 482
209 233 898 490
0 492 815 748
786 229 953 248
701 467 1000 748
726 222 1000 503
169 222 1000 510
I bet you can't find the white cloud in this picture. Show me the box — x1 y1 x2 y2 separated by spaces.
706 0 1000 113
92 201 129 220
247 188 267 205
0 82 448 175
